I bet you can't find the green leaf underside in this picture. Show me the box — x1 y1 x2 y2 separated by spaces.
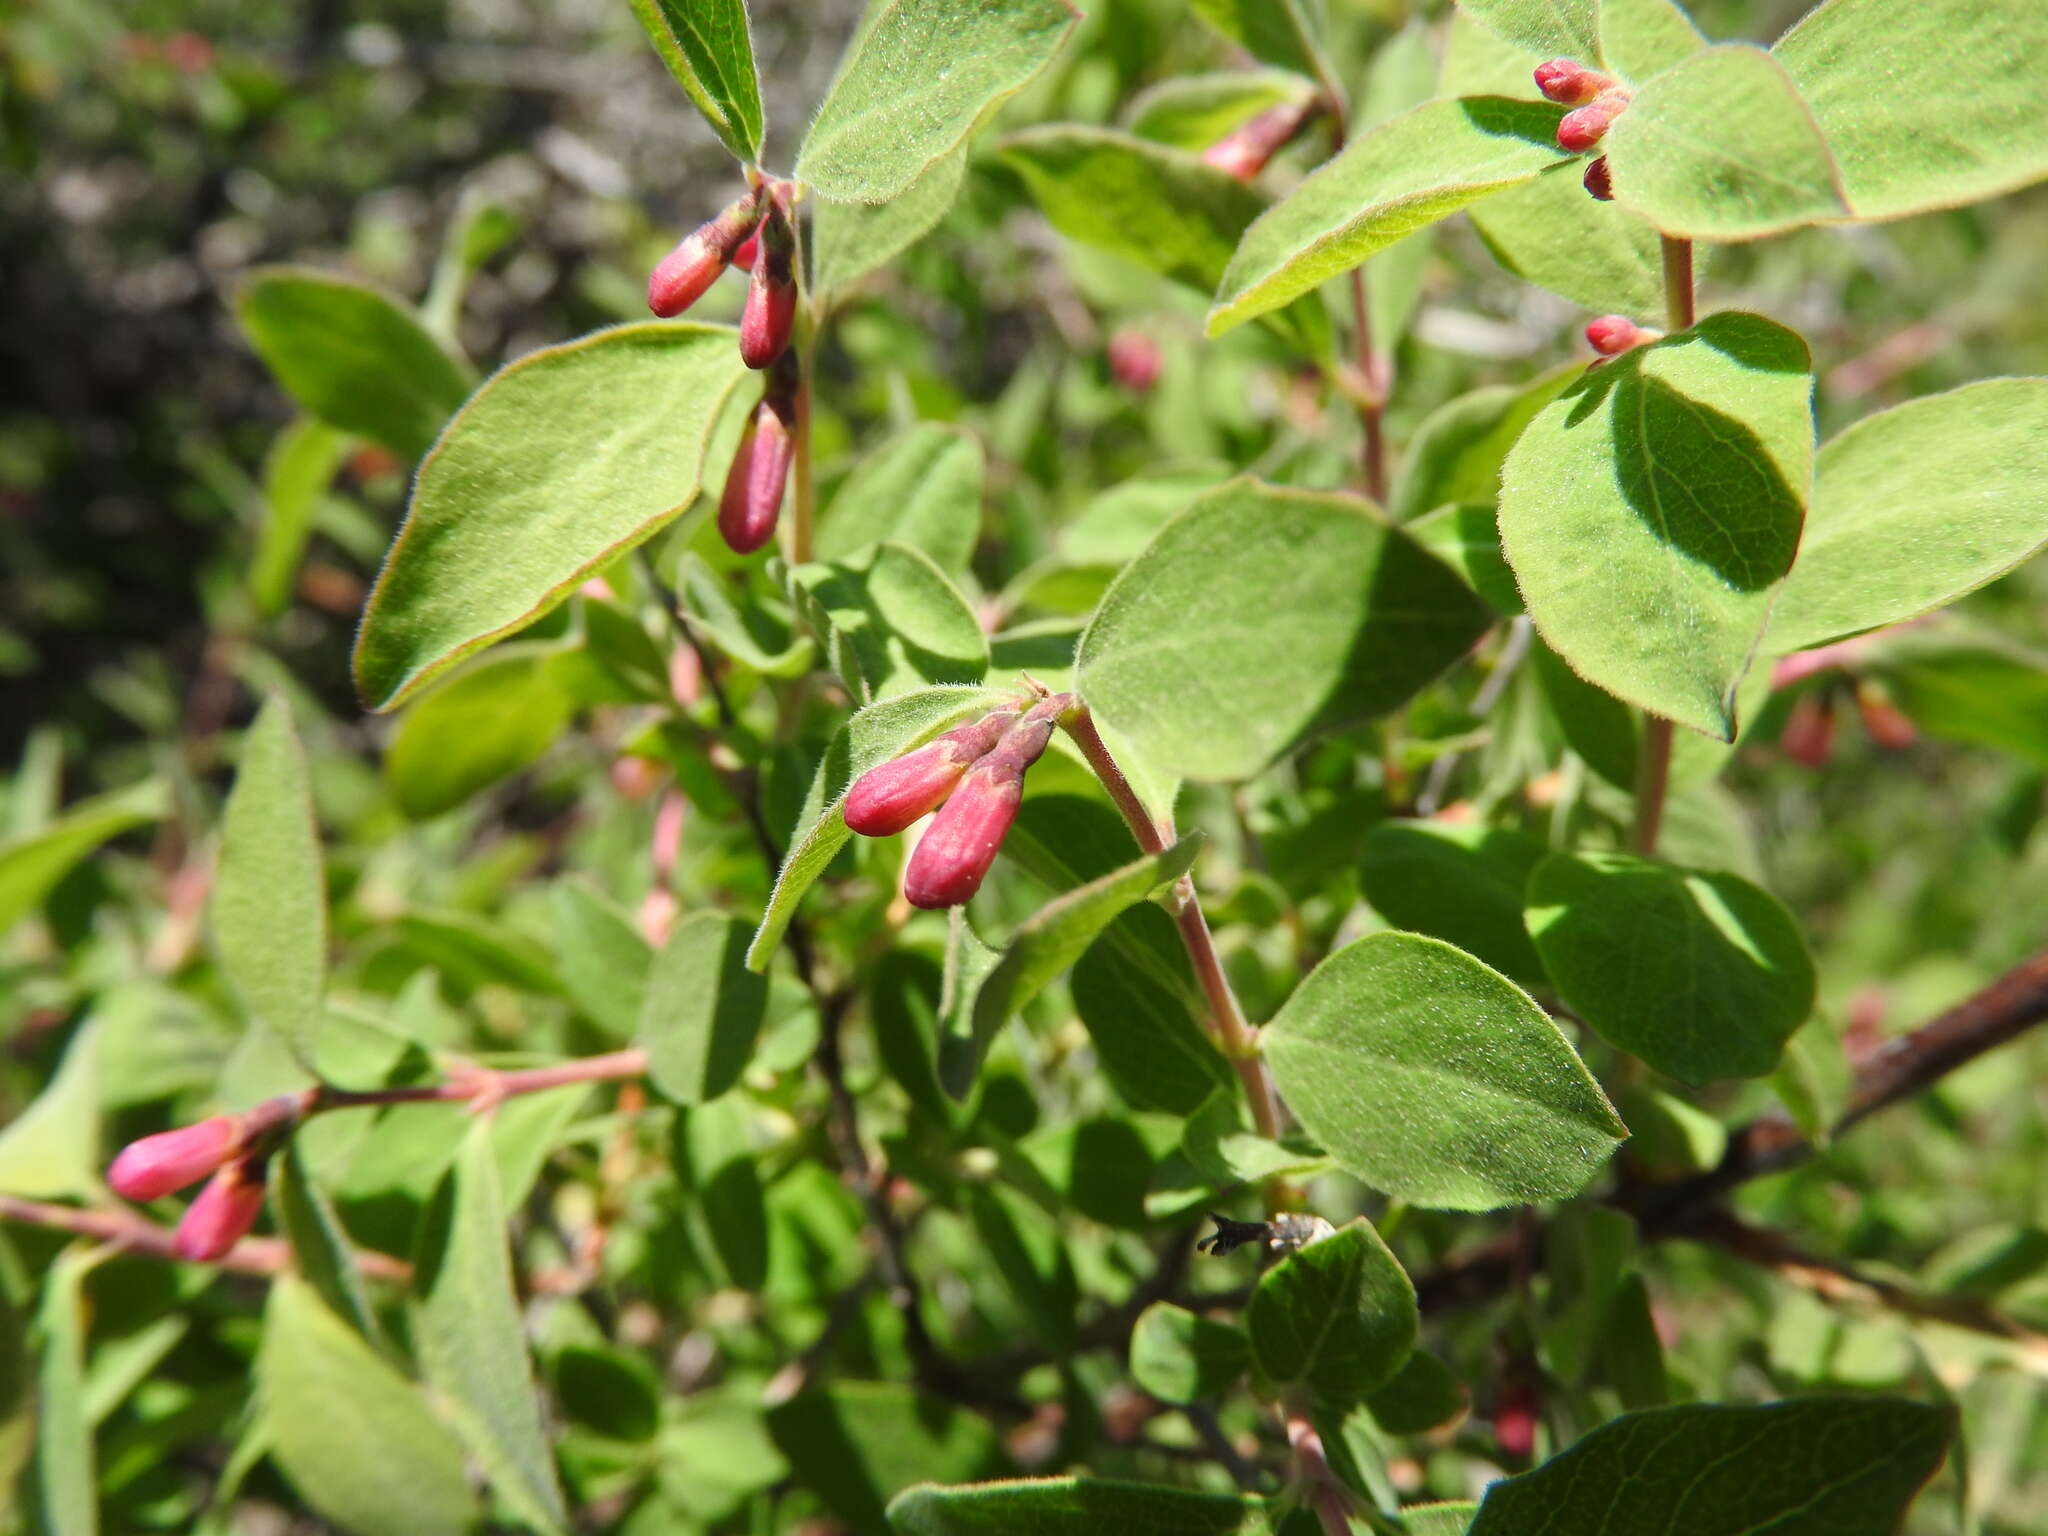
1471 170 1669 317
1077 479 1493 783
1209 97 1566 335
236 267 472 463
1775 0 2048 223
796 0 1080 204
1360 821 1549 985
214 695 327 1061
817 423 984 574
889 1475 1280 1534
1402 1505 1479 1536
1188 0 1324 78
0 779 167 938
1770 378 2048 654
1248 1220 1418 1404
1001 126 1270 295
354 322 750 711
812 146 970 296
792 541 989 702
623 0 763 162
386 650 575 818
940 833 1203 1097
1596 0 1706 81
31 1248 97 1536
1604 45 1846 242
1130 1302 1251 1403
1458 0 1597 62
260 1277 475 1536
641 910 768 1103
1124 70 1311 149
253 417 350 615
1497 311 1814 740
747 686 1020 968
1527 850 1816 1083
1264 932 1625 1210
1467 1397 1954 1535
414 1121 570 1533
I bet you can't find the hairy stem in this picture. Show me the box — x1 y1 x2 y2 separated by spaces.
316 1047 649 1112
0 1193 411 1282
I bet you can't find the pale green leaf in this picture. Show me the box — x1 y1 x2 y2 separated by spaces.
1248 1219 1417 1406
235 267 472 463
816 423 983 574
675 1096 769 1289
1596 0 1704 81
30 1247 100 1536
1391 366 1577 523
1125 70 1311 149
796 0 1079 204
791 540 988 704
1526 849 1816 1082
1471 170 1670 315
891 1476 1281 1534
812 146 970 297
1077 479 1493 782
1263 932 1626 1210
252 417 350 615
1188 0 1326 79
1456 0 1597 62
272 1142 380 1346
384 649 576 819
623 0 763 161
641 910 769 1103
552 878 652 1041
0 779 166 938
1405 503 1523 615
1403 1505 1478 1536
354 322 751 711
0 1024 100 1201
1497 312 1813 740
770 1382 1004 1531
1604 44 1847 242
1769 378 2048 653
1130 1302 1251 1404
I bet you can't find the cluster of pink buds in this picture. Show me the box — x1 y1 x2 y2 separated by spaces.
1779 679 1917 766
1585 314 1660 356
1535 59 1633 155
108 1093 307 1261
1201 96 1325 183
844 693 1072 908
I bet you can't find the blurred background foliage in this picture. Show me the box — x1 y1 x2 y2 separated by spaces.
2 0 2047 1530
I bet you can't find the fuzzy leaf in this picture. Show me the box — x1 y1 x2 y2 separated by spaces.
623 0 763 161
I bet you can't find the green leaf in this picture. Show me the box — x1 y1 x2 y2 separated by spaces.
30 1248 98 1536
1077 479 1493 783
869 950 956 1126
640 910 769 1103
1359 821 1548 986
354 322 751 711
1456 0 1597 61
675 1096 769 1290
677 550 816 677
796 0 1079 204
384 649 576 819
1604 45 1847 241
966 1181 1079 1346
790 541 990 703
939 833 1204 1097
1248 1219 1417 1407
413 1120 570 1534
1188 0 1327 78
1130 1301 1251 1404
1070 906 1237 1116
1125 70 1312 149
551 1344 663 1442
260 1275 477 1536
1775 0 2048 223
1466 1397 1954 1535
1264 932 1626 1209
1870 636 2048 768
0 1024 100 1200
1001 126 1270 295
1771 1011 1852 1148
272 1142 381 1347
552 878 652 1042
622 0 762 162
1596 0 1705 81
747 685 1018 968
1402 1504 1477 1536
1208 98 1566 335
1391 367 1577 524
393 908 565 996
813 146 971 297
1404 504 1523 616
0 779 166 938
1471 170 1669 315
1498 312 1814 740
1526 850 1816 1082
769 1382 1005 1531
251 417 350 615
816 423 984 574
1365 1349 1470 1435
235 266 472 463
891 1476 1281 1534
1769 379 2048 653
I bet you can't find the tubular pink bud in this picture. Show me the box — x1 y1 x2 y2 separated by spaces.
1585 314 1658 355
1533 58 1615 106
718 396 795 555
1779 691 1837 768
647 188 763 318
732 230 759 272
844 707 1025 836
1855 683 1918 749
173 1158 268 1262
109 1115 238 1200
1583 155 1613 201
1557 91 1629 153
739 193 797 369
1106 329 1161 392
901 698 1067 909
1201 97 1322 183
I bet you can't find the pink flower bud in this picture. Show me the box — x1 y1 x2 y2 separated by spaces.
901 700 1065 909
1533 58 1614 107
718 394 795 555
647 188 763 318
1585 314 1658 355
1779 691 1837 768
1557 91 1629 153
739 194 797 370
732 230 759 273
1200 98 1321 183
844 707 1024 836
1106 329 1161 392
109 1115 239 1200
1855 683 1918 749
1495 1379 1539 1460
173 1159 268 1261
1583 155 1613 201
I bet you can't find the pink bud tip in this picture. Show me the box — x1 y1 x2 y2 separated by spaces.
1200 98 1318 184
732 230 759 272
1583 155 1613 201
1557 93 1628 153
173 1161 267 1261
647 234 724 318
109 1116 238 1201
718 399 795 555
1201 137 1264 182
903 773 1022 909
1533 58 1613 107
739 273 796 369
1856 687 1918 749
1585 314 1656 355
1779 692 1837 768
844 708 1024 837
1107 329 1161 392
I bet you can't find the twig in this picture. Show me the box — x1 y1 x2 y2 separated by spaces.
317 1047 649 1113
0 1193 411 1283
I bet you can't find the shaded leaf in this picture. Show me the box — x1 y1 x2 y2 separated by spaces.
1391 367 1577 524
29 1247 99 1536
1070 905 1238 1116
1125 70 1312 149
816 423 983 574
641 910 769 1103
791 540 989 703
1359 820 1548 986
1188 0 1326 79
552 878 652 1042
1131 1301 1250 1404
769 1382 1005 1532
1248 1219 1417 1408
251 417 350 615
0 779 166 938
385 649 575 819
813 146 971 297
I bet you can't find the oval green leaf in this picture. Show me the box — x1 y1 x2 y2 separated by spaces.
1248 1219 1417 1407
812 145 970 297
385 649 576 819
1130 1301 1252 1404
790 541 989 703
641 910 769 1103
816 423 984 574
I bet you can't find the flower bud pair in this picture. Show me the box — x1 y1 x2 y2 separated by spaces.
739 188 797 370
174 1156 269 1261
1536 60 1633 152
647 186 765 319
1201 97 1322 183
718 350 799 554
